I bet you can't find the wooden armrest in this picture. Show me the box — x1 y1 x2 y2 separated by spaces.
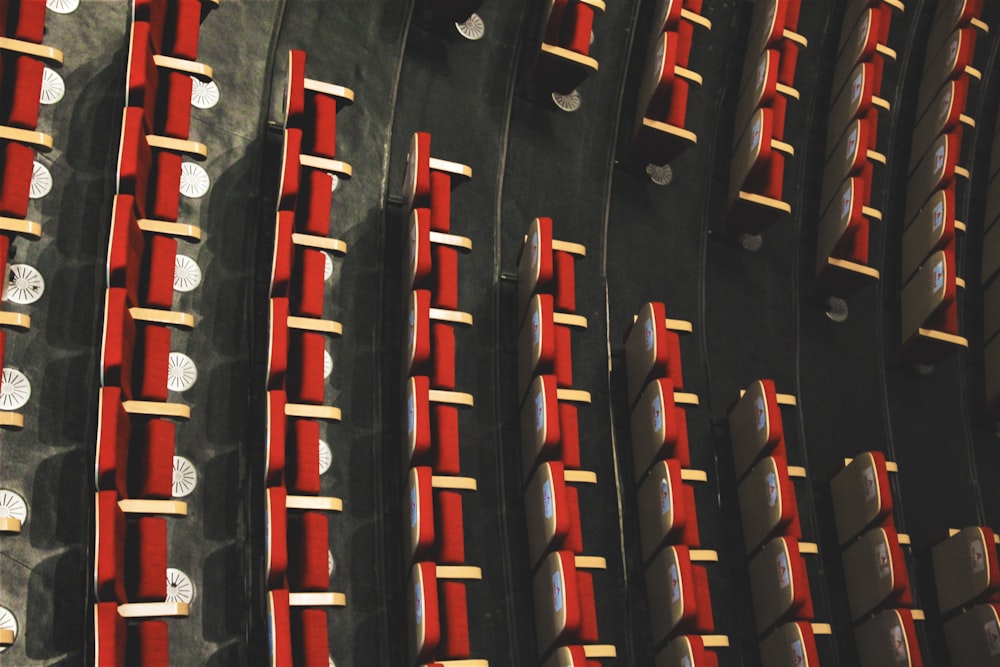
885 461 899 473
129 307 194 330
302 77 355 106
429 230 472 252
0 628 14 645
916 327 968 347
551 239 586 256
0 516 21 533
911 609 925 621
299 154 353 179
700 636 730 648
574 555 607 570
292 232 348 256
552 312 587 328
288 592 347 607
118 499 188 516
117 602 189 618
0 311 30 332
583 645 617 658
783 29 808 47
882 0 905 11
811 623 833 635
284 403 342 421
122 400 190 420
0 216 41 240
436 565 482 580
146 134 207 161
689 549 719 562
555 388 591 404
897 533 911 545
674 391 700 406
540 43 601 73
680 8 711 29
868 149 887 165
775 82 800 100
862 205 883 221
776 393 797 406
420 661 489 667
874 43 896 60
674 65 703 86
428 157 473 180
152 54 213 82
960 113 975 128
956 276 966 289
948 528 961 537
799 542 819 554
0 37 63 66
787 465 807 478
428 389 475 407
967 65 983 80
286 495 343 511
664 318 693 333
287 315 343 336
0 411 24 430
680 469 708 483
970 17 989 33
955 166 970 180
576 0 606 11
431 475 478 491
0 125 52 152
771 138 795 157
872 95 890 110
564 469 598 484
137 219 202 243
429 307 473 326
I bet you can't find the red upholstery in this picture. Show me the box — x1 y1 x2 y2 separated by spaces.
95 490 128 603
759 379 787 461
284 50 306 126
279 129 303 211
268 588 294 667
268 297 289 387
433 405 461 475
666 458 700 546
117 107 182 221
291 608 329 667
0 139 33 218
266 391 287 483
295 168 333 236
432 245 459 311
0 0 46 43
438 580 470 658
674 546 716 634
288 511 329 592
144 231 178 308
559 402 581 469
786 539 815 622
103 288 171 401
435 490 466 565
267 486 289 588
288 330 326 405
410 379 463 473
287 417 321 495
128 516 167 601
128 620 169 667
413 562 441 663
1 52 43 130
137 0 208 60
129 418 175 499
107 194 176 310
139 323 171 401
430 170 451 232
431 322 456 390
554 324 574 388
271 211 294 295
94 602 127 667
547 551 602 645
563 484 584 554
647 379 692 469
639 303 684 390
291 246 326 319
409 132 432 206
127 20 192 139
880 526 914 609
563 4 594 55
926 248 959 335
304 91 336 159
527 217 555 299
577 570 599 642
97 386 131 496
553 250 577 313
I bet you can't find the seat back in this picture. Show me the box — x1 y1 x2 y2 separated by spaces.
749 537 813 633
856 608 924 667
943 603 1000 667
830 451 893 546
630 378 690 479
842 526 911 620
729 379 784 479
933 526 1000 615
738 456 801 554
638 459 699 562
758 621 821 667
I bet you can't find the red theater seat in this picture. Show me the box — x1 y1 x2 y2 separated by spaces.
409 562 482 663
646 546 716 646
288 511 330 592
0 138 34 218
406 466 477 566
134 0 219 61
94 602 171 667
402 131 472 217
100 288 175 402
523 461 596 567
94 490 168 604
283 50 354 160
0 51 42 130
0 0 47 43
748 536 814 633
95 386 175 499
291 607 329 667
533 550 604 656
520 374 588 479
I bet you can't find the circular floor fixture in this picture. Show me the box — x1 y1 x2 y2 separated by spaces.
645 163 673 186
329 656 336 667
328 550 334 576
179 162 211 198
0 490 27 525
0 606 17 652
455 13 485 40
330 174 339 192
165 568 195 604
590 30 595 45
167 353 197 392
172 456 197 497
323 349 333 379
6 265 44 305
324 252 334 281
319 439 332 475
190 77 220 110
825 297 849 323
738 233 763 252
30 161 52 199
173 255 203 292
46 0 79 13
0 370 30 411
552 89 582 113
39 67 65 105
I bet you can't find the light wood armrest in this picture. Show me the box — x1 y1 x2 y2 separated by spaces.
420 661 489 667
302 77 355 105
954 219 967 232
574 555 607 570
0 311 30 332
883 0 904 11
118 499 188 516
862 205 882 221
431 475 478 491
552 312 587 328
428 388 475 407
664 318 693 333
129 307 194 330
868 149 886 165
787 466 807 478
117 602 189 618
0 516 21 533
583 646 617 658
428 157 473 179
436 565 482 580
948 528 961 537
911 609 925 621
843 457 853 467
556 388 591 404
872 95 890 110
674 65 703 86
551 239 586 256
122 400 190 420
0 125 52 152
956 276 966 289
970 17 988 33
564 469 598 484
799 542 819 554
0 628 14 645
680 8 711 29
680 469 708 483
690 549 719 562
0 216 41 239
783 29 808 47
429 307 473 326
152 54 213 82
700 636 730 648
875 43 896 60
284 403 342 421
292 232 348 255
994 533 999 545
0 411 23 430
146 134 207 161
299 154 352 178
577 0 606 11
287 315 342 336
674 391 700 406
776 393 797 406
288 592 347 607
897 533 911 545
775 82 800 100
137 219 202 243
811 623 833 635
885 461 899 473
916 328 968 347
955 166 970 180
286 495 343 512
967 65 982 80
429 230 472 252
960 113 975 127
772 138 794 157
0 37 63 65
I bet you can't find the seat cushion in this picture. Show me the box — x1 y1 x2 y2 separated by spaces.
0 139 34 218
438 580 470 659
304 91 337 159
292 247 326 319
287 417 321 495
129 419 175 499
434 490 465 565
430 170 451 232
3 53 43 129
432 405 461 475
295 168 333 237
94 602 127 667
430 322 456 390
96 387 130 496
291 607 329 667
128 516 167 601
144 233 178 309
127 620 169 667
288 511 329 592
137 323 171 401
95 490 128 603
288 331 326 405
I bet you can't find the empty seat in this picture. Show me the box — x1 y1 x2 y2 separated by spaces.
739 0 806 93
645 545 717 646
842 525 912 620
758 621 824 667
532 549 610 657
269 210 347 298
727 107 793 233
519 292 587 401
264 390 342 486
904 131 967 228
520 374 590 480
855 608 924 667
727 379 793 480
535 0 605 95
827 61 890 157
94 601 173 667
407 207 471 312
831 5 895 97
629 378 698 478
405 375 473 471
738 456 805 554
901 248 966 360
910 78 972 177
408 561 483 664
267 588 346 667
932 526 1000 616
542 644 615 667
829 451 895 546
654 634 727 667
405 466 477 566
748 536 814 634
943 603 1000 666
0 136 37 219
134 0 219 61
0 50 43 131
283 49 354 160
734 48 797 150
902 189 960 284
0 0 47 43
406 289 472 390
916 27 981 120
401 131 472 223
523 461 597 568
516 216 585 322
822 117 884 213
264 485 344 590
815 176 880 295
624 301 692 406
637 459 706 562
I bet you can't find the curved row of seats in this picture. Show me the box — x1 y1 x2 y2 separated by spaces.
94 1 219 664
622 301 730 666
515 217 619 666
900 1 988 362
534 0 605 99
815 0 904 297
399 130 490 667
630 0 711 171
727 380 832 666
262 49 355 667
727 0 805 234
